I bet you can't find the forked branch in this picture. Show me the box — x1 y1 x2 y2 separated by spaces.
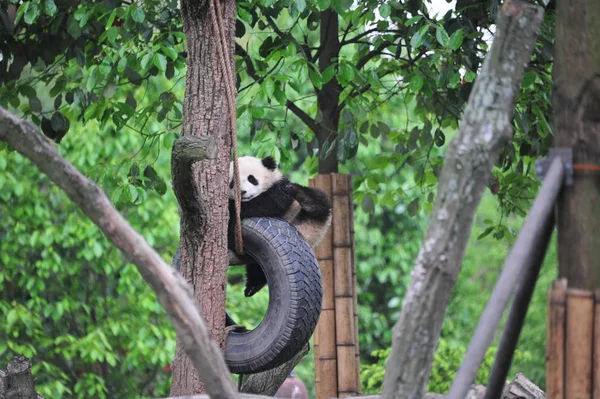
0 107 238 398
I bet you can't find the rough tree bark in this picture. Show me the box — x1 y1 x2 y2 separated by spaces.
0 108 237 398
170 0 237 395
240 344 309 395
316 9 341 174
0 357 38 399
381 1 543 398
553 0 600 288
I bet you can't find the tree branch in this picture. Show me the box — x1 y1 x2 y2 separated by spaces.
241 344 310 395
0 107 238 398
171 135 219 217
286 100 319 133
380 2 544 398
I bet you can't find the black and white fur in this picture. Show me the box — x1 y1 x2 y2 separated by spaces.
228 156 332 297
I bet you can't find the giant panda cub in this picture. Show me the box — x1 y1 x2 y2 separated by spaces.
228 155 332 297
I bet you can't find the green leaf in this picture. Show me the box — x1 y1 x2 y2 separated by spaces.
322 64 336 84
380 4 391 18
103 82 117 99
84 103 98 121
73 7 88 21
308 68 323 90
333 0 353 13
449 29 464 50
131 6 145 23
317 0 331 10
20 85 37 99
522 71 538 88
405 15 422 26
273 86 287 105
161 46 178 61
435 26 450 47
43 0 58 16
478 226 494 240
290 0 306 17
106 9 117 28
50 76 66 97
410 25 429 49
465 71 477 83
346 128 358 149
86 66 98 92
29 97 42 113
407 197 420 216
434 128 445 147
50 112 70 135
339 62 354 82
153 53 167 72
141 53 153 70
409 75 424 92
24 4 40 25
117 57 127 73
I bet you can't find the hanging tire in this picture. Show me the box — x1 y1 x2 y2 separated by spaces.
225 217 323 374
173 218 323 374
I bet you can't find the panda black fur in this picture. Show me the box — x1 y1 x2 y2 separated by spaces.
228 156 332 297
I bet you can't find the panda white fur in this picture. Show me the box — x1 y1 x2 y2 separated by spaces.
228 155 332 297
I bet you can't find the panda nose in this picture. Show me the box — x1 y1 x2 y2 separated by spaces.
241 190 246 195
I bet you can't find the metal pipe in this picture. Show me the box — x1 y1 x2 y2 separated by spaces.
483 213 555 398
446 156 565 399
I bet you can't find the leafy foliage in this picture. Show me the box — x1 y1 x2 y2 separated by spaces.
1 0 557 395
0 121 178 396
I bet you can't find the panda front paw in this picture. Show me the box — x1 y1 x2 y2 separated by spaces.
244 264 267 297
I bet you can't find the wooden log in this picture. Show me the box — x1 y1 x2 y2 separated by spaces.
312 174 338 399
546 278 566 399
565 288 593 398
332 174 358 396
348 175 361 392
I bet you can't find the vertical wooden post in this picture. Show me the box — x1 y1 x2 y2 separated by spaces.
546 279 566 399
565 289 594 398
312 173 360 399
332 174 358 397
348 176 361 392
548 0 600 396
312 174 338 399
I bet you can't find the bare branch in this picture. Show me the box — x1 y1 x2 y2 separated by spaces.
0 107 238 398
381 2 544 398
286 100 319 133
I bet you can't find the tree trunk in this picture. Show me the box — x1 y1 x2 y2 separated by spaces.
553 0 600 289
381 2 543 398
170 0 236 395
317 9 340 174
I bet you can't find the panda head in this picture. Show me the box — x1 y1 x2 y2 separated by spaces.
229 156 282 201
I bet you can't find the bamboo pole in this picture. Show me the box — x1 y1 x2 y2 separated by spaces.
348 175 361 392
312 174 338 399
565 288 593 398
546 278 566 399
332 174 358 397
309 178 321 396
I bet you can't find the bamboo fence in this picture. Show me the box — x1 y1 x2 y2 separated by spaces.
311 173 360 399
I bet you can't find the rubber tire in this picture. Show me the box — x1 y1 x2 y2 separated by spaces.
225 217 323 374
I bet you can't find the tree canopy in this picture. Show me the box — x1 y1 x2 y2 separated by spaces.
0 0 557 397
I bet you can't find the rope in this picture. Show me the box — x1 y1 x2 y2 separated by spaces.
209 0 244 255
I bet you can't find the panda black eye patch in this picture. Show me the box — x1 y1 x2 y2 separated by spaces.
248 175 258 185
229 180 234 189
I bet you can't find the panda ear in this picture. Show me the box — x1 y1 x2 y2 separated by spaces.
261 156 277 171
